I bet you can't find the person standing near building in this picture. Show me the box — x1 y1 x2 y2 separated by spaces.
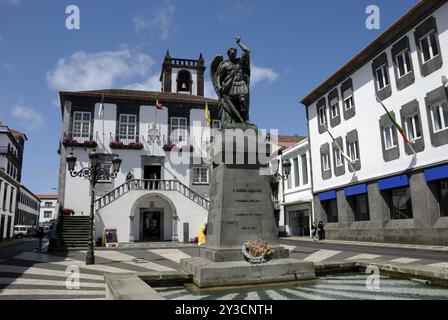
36 227 45 251
318 221 325 241
47 225 59 252
311 222 317 241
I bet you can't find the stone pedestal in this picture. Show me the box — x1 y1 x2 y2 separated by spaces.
181 130 315 287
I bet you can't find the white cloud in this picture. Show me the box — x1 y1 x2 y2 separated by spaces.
133 0 176 40
251 65 279 85
125 74 161 92
47 48 154 91
10 105 45 130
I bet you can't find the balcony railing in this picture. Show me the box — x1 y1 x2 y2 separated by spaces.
96 179 209 211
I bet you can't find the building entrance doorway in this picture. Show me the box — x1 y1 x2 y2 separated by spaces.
288 209 310 237
142 211 161 241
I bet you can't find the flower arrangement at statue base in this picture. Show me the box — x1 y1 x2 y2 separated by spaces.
241 239 273 264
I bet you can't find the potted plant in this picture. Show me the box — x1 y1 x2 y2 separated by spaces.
60 208 75 216
127 142 144 150
110 141 125 149
241 239 273 264
163 143 176 152
82 140 98 148
62 138 79 147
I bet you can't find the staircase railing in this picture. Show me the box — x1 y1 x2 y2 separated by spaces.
95 179 209 211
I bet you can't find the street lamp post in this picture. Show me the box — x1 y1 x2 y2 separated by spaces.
66 150 122 265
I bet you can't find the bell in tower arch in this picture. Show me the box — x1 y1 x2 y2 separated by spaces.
177 70 191 93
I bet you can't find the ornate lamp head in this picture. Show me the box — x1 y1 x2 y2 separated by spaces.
112 155 122 173
66 152 77 172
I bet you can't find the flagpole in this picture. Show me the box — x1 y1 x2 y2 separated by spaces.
374 94 417 156
323 123 356 173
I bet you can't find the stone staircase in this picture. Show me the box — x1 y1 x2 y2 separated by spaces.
57 215 91 248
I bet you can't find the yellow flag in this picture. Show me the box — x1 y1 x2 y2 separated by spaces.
205 101 211 127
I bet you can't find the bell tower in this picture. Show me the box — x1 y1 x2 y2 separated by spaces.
160 51 206 96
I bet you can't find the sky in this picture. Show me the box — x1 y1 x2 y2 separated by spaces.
0 0 419 194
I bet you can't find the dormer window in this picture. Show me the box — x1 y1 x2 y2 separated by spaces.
177 70 192 93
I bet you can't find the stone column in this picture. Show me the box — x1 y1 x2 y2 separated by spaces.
129 215 135 242
172 215 179 242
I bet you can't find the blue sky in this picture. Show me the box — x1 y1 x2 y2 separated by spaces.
0 0 419 194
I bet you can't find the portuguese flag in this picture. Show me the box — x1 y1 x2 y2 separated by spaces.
376 95 410 144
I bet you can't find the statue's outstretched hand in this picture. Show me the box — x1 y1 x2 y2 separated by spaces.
235 36 241 44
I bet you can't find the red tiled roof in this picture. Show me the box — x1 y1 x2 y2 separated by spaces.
36 194 58 200
59 89 219 116
275 135 307 149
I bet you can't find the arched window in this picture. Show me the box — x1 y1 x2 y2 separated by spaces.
177 70 192 93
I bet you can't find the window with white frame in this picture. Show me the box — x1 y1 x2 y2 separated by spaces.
347 141 359 162
322 153 330 171
192 167 209 184
44 211 52 219
334 148 343 167
420 31 439 63
293 158 300 187
119 114 137 143
330 101 339 118
170 117 187 144
375 64 390 90
404 114 422 141
383 125 398 150
395 50 412 78
318 106 327 125
301 154 309 185
431 103 448 132
344 96 355 110
72 112 91 139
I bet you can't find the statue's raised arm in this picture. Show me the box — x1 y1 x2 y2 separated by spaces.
210 37 253 129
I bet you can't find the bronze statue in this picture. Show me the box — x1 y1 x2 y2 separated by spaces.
211 37 253 128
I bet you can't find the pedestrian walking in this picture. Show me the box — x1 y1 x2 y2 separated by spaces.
126 171 134 189
37 227 45 251
47 226 59 252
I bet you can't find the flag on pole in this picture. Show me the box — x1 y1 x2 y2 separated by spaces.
98 92 104 117
323 123 356 171
375 95 410 144
156 99 164 110
205 101 211 127
375 94 416 155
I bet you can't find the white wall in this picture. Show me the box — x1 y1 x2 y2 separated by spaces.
308 3 448 193
96 190 208 243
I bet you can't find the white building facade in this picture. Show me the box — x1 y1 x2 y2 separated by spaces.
0 123 26 241
16 186 40 227
58 53 219 244
301 0 448 245
37 195 58 226
271 138 313 237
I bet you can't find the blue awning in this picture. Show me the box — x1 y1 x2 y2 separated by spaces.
319 190 337 201
424 165 448 182
344 183 368 197
378 174 409 191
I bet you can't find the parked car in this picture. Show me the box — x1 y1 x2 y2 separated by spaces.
13 225 30 239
